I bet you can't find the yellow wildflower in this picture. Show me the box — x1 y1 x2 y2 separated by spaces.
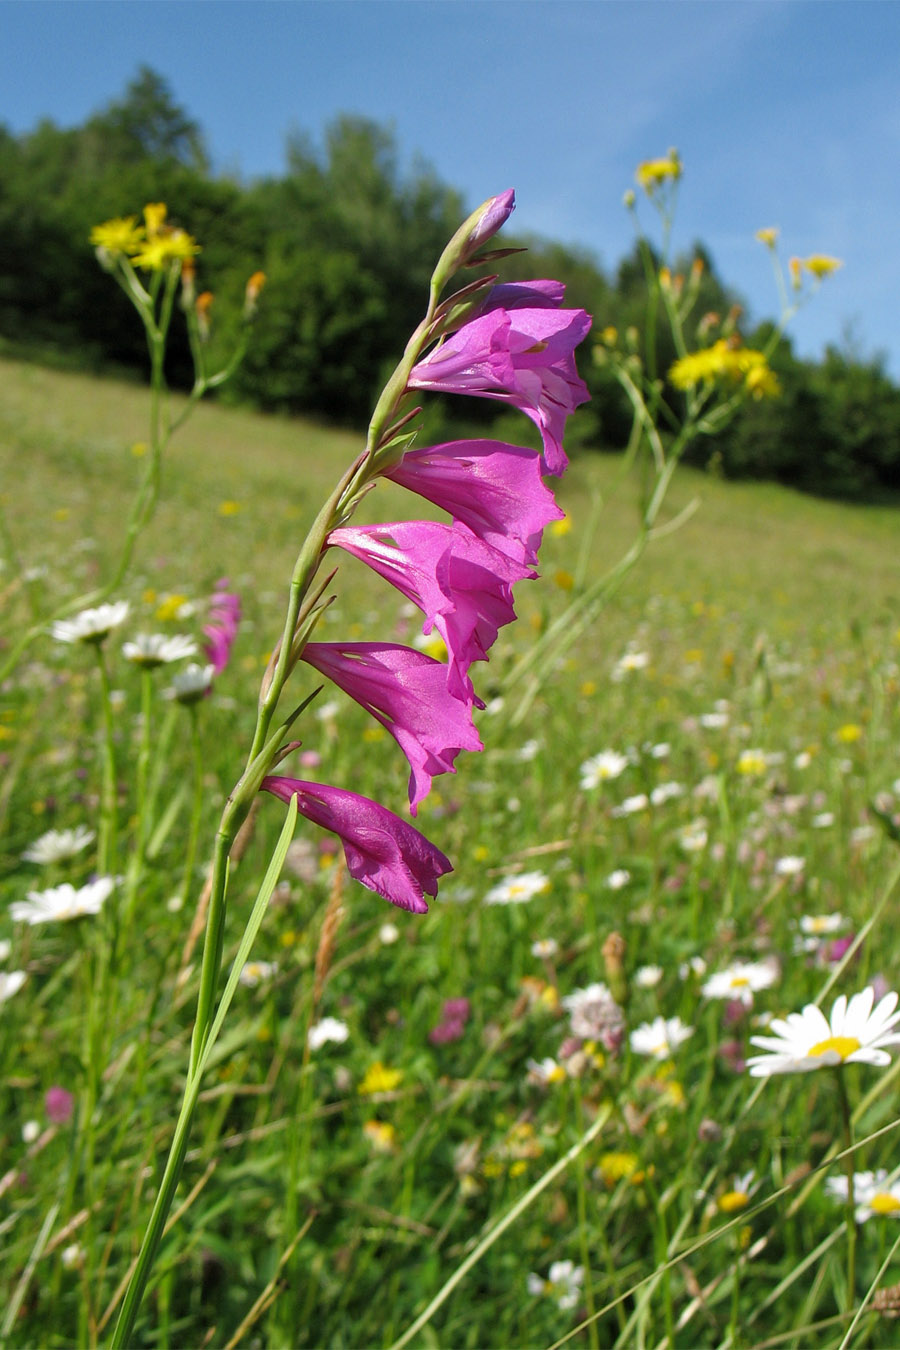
363 1120 398 1153
737 748 768 776
218 500 241 517
836 723 862 743
90 215 144 255
804 254 843 279
554 569 574 591
132 229 200 272
669 339 778 398
635 149 682 193
155 593 192 622
358 1062 403 1096
745 364 781 399
143 202 168 236
550 514 572 537
598 1151 639 1184
755 227 779 248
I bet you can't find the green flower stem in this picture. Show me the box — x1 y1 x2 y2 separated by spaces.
93 643 118 877
573 1083 600 1350
179 704 205 911
836 1068 857 1315
110 798 297 1349
121 668 154 942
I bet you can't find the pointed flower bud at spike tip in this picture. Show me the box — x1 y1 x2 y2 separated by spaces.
430 190 516 293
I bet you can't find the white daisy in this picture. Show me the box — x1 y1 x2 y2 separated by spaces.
630 1015 694 1059
718 1170 759 1213
485 871 550 906
774 855 805 877
812 811 835 828
579 750 628 790
167 662 215 704
238 960 278 987
613 649 649 679
531 937 559 959
635 963 663 989
22 826 95 864
606 868 631 890
527 1259 584 1310
702 960 779 1007
307 1017 350 1051
0 971 27 1003
122 633 198 667
747 987 900 1076
50 601 130 645
700 711 729 730
679 820 708 853
526 1056 566 1085
611 793 649 818
0 939 10 962
799 913 845 936
10 878 116 925
826 1170 900 1221
379 922 400 945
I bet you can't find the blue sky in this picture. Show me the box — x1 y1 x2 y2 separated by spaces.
3 0 899 375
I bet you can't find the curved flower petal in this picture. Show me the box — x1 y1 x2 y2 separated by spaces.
301 642 483 812
385 439 564 567
262 776 451 912
327 520 533 700
408 304 591 476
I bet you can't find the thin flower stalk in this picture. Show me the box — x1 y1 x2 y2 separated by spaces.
112 191 589 1345
0 211 262 685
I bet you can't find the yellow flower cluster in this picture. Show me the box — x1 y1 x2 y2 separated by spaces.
90 202 199 272
358 1061 403 1095
789 254 843 288
669 339 780 399
635 149 682 194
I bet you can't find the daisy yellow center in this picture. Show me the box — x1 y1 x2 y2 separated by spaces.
807 1035 861 1061
729 976 750 988
870 1193 900 1215
718 1190 749 1213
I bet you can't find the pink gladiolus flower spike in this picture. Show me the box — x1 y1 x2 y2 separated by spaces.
262 776 452 912
385 439 564 568
408 300 591 476
301 641 483 813
327 520 534 701
203 579 241 675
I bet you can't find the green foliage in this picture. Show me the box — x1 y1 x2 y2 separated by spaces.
4 360 900 1347
2 68 900 500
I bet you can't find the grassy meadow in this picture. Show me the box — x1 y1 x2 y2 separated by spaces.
3 354 900 1347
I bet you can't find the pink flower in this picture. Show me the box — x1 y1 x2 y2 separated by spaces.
466 189 516 253
408 303 591 476
262 776 452 912
327 520 533 700
203 580 241 674
385 439 564 567
478 280 566 312
45 1086 74 1125
301 642 483 812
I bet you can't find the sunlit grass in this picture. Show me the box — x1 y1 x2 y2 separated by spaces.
3 357 900 1347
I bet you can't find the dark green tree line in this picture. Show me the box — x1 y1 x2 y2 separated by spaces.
1 67 899 499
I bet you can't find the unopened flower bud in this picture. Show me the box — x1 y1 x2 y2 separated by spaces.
430 189 516 291
181 256 196 306
196 290 214 341
244 270 266 318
